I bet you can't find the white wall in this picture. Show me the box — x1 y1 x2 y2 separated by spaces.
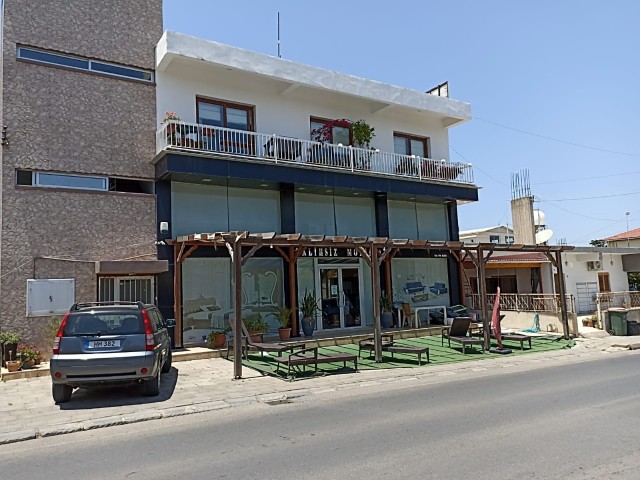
562 252 629 301
157 66 452 160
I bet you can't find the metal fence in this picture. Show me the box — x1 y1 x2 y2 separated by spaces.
156 121 475 185
469 293 576 314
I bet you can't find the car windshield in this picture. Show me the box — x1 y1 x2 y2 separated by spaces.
64 312 143 336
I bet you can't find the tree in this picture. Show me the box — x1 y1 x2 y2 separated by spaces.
628 273 640 291
590 239 607 247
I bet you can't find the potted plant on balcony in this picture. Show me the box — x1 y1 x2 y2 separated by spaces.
162 111 182 145
277 306 293 340
299 290 320 338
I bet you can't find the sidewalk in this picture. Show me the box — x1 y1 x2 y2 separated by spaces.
1 334 638 446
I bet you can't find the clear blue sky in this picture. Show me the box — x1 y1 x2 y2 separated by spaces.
164 1 640 246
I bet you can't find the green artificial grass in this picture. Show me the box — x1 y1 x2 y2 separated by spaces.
235 335 573 381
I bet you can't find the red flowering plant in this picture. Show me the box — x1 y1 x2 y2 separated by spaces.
17 344 40 363
311 118 375 148
311 119 352 144
162 111 183 142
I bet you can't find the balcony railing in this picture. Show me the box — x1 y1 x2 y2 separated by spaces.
469 293 576 314
156 121 474 185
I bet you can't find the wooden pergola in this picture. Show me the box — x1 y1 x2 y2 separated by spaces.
171 232 574 379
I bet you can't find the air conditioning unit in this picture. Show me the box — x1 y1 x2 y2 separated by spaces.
587 261 602 271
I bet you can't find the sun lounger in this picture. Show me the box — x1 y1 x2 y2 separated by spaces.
442 317 484 354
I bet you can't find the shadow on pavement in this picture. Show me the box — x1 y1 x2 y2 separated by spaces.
57 366 179 410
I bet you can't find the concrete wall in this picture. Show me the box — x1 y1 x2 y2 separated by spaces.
563 252 629 302
511 197 536 244
0 0 162 347
500 310 578 337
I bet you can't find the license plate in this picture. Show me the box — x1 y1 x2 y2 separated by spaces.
88 340 120 348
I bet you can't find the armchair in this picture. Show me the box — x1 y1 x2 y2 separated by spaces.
429 282 448 296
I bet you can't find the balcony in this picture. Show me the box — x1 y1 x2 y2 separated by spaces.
156 122 475 186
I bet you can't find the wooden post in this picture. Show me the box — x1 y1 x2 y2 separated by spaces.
555 250 570 339
477 245 490 350
232 239 243 379
384 257 392 299
371 245 382 362
289 245 298 337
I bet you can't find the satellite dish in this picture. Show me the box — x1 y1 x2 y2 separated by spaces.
535 229 553 244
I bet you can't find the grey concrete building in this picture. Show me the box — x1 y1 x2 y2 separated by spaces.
0 0 165 350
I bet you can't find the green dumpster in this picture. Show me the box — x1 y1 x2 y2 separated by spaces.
608 308 629 336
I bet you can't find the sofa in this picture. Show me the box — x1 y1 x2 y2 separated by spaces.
183 296 223 330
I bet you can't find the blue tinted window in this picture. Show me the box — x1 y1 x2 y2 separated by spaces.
91 62 153 82
35 173 107 191
18 47 89 70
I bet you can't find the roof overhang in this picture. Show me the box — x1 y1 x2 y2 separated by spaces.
156 31 472 128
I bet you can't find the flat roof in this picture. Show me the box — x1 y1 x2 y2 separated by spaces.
156 31 472 128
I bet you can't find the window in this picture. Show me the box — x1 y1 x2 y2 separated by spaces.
17 169 153 194
598 272 611 292
196 97 255 154
99 277 154 304
17 46 153 83
505 236 515 244
310 117 350 145
393 132 428 157
489 235 500 243
35 172 107 191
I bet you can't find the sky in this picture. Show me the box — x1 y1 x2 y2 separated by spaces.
163 0 640 246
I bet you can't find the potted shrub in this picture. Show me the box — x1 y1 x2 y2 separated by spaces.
5 351 21 372
0 331 21 368
207 329 229 349
244 313 268 342
380 293 394 328
299 290 320 337
17 344 38 368
277 306 293 340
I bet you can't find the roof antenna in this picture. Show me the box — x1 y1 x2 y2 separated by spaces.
277 12 281 58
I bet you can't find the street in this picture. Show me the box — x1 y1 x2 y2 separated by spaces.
1 353 639 479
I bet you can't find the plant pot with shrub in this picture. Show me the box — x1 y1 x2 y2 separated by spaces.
277 306 293 340
0 331 21 368
244 313 268 342
299 290 320 337
380 293 394 328
207 329 228 349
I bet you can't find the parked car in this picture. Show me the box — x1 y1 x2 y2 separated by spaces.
50 302 174 404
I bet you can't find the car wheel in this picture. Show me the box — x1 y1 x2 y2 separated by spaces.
143 369 161 396
161 348 172 373
52 383 73 404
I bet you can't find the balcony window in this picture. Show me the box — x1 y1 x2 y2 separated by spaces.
310 118 350 145
489 235 500 243
393 133 428 157
196 98 255 154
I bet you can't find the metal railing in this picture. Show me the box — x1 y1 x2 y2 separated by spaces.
156 121 475 185
596 291 640 310
469 293 576 314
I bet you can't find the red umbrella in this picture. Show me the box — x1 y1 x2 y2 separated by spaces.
491 286 502 350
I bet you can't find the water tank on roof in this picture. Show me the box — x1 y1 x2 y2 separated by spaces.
534 209 546 226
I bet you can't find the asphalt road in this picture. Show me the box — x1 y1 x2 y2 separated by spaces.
2 354 640 479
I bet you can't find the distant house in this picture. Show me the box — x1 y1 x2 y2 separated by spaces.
604 228 640 248
459 226 514 245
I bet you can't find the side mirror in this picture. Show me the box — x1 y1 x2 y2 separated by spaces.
165 318 176 327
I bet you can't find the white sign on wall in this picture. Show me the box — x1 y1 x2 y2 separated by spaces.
27 279 75 316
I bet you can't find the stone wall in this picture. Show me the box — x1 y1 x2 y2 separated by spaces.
0 1 163 346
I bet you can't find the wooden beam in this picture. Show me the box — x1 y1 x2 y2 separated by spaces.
181 244 199 262
288 245 298 337
356 245 372 266
555 250 570 339
173 242 183 348
477 245 490 350
240 242 262 266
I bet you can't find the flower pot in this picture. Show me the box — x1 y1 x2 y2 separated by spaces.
208 334 226 349
278 328 292 340
1 343 18 367
249 333 263 343
301 317 314 337
6 360 21 372
381 311 394 329
23 359 36 369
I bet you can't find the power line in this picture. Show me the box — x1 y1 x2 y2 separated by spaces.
534 171 640 185
541 191 640 202
475 116 640 158
450 145 510 187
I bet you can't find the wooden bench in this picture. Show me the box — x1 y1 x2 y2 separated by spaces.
500 333 532 351
358 334 394 358
273 347 358 378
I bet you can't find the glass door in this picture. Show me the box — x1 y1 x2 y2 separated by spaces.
318 266 362 330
